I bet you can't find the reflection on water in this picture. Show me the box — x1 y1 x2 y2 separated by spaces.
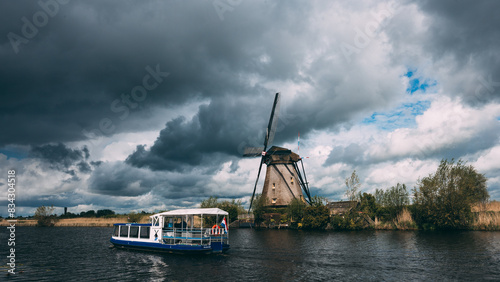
1 227 499 281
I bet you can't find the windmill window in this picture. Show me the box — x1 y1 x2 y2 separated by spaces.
290 177 294 184
272 183 275 189
272 198 277 204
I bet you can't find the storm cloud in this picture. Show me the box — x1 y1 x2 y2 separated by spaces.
1 0 499 215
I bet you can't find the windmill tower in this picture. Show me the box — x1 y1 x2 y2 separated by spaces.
243 93 312 209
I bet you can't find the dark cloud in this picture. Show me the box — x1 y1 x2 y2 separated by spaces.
88 161 226 199
31 143 87 169
390 0 500 103
2 1 500 215
325 144 365 166
77 161 92 173
0 1 316 147
126 96 274 171
30 143 95 178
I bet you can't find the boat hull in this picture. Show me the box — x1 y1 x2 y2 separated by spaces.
110 237 229 254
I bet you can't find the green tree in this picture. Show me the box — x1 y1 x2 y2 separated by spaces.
359 192 377 219
34 205 58 227
127 212 143 223
413 159 489 229
200 197 243 223
374 184 410 221
252 194 268 226
310 195 327 207
218 200 240 223
287 198 306 223
302 205 330 229
96 209 115 217
345 170 361 202
200 196 219 208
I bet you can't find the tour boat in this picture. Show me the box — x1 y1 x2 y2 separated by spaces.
110 208 230 254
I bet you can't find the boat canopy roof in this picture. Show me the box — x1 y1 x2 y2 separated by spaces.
151 208 228 217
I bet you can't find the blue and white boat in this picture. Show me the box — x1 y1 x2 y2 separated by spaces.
110 208 230 254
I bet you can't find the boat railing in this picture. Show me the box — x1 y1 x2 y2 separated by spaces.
161 227 227 245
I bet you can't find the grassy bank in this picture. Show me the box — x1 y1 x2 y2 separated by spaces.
0 215 150 227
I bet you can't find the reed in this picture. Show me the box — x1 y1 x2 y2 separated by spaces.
0 215 150 227
393 208 417 230
374 217 392 230
471 200 500 212
472 212 500 231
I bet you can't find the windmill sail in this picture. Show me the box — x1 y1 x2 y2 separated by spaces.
243 147 265 157
264 93 280 148
246 93 280 210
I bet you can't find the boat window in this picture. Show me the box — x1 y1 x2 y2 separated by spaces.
113 226 119 237
119 225 129 237
152 216 160 226
130 226 139 238
140 227 150 239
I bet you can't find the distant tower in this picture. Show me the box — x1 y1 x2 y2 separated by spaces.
64 207 67 215
243 93 312 209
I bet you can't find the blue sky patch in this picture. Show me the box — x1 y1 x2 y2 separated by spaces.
404 68 437 94
0 148 28 160
362 100 431 131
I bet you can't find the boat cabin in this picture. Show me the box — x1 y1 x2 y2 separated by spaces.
110 208 230 253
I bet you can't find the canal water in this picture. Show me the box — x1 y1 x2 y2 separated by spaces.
1 227 499 281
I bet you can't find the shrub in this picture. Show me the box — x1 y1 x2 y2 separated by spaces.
302 205 329 229
35 205 58 227
413 159 489 229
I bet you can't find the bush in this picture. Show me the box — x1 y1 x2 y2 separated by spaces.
302 205 329 229
330 211 367 230
127 212 143 223
413 159 489 229
200 196 244 223
35 205 58 227
287 198 305 222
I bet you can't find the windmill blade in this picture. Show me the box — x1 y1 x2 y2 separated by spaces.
263 93 281 150
249 158 265 211
243 147 265 157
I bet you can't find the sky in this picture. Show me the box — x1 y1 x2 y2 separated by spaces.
1 0 500 217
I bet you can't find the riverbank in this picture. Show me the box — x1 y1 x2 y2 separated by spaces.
0 215 150 227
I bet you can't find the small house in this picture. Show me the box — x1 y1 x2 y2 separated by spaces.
326 201 359 216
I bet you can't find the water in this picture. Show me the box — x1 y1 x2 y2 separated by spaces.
1 227 499 281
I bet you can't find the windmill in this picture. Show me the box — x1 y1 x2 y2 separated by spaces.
244 93 312 210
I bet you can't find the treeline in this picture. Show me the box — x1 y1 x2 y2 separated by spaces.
60 209 118 218
200 196 246 223
252 159 496 230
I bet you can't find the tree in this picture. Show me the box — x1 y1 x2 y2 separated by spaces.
200 196 219 208
413 159 489 229
80 210 96 217
310 195 328 207
287 198 306 223
218 200 240 223
345 170 361 202
359 192 377 219
374 184 410 221
302 205 330 229
252 194 267 226
34 205 58 227
96 209 115 217
128 212 143 223
200 196 244 223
